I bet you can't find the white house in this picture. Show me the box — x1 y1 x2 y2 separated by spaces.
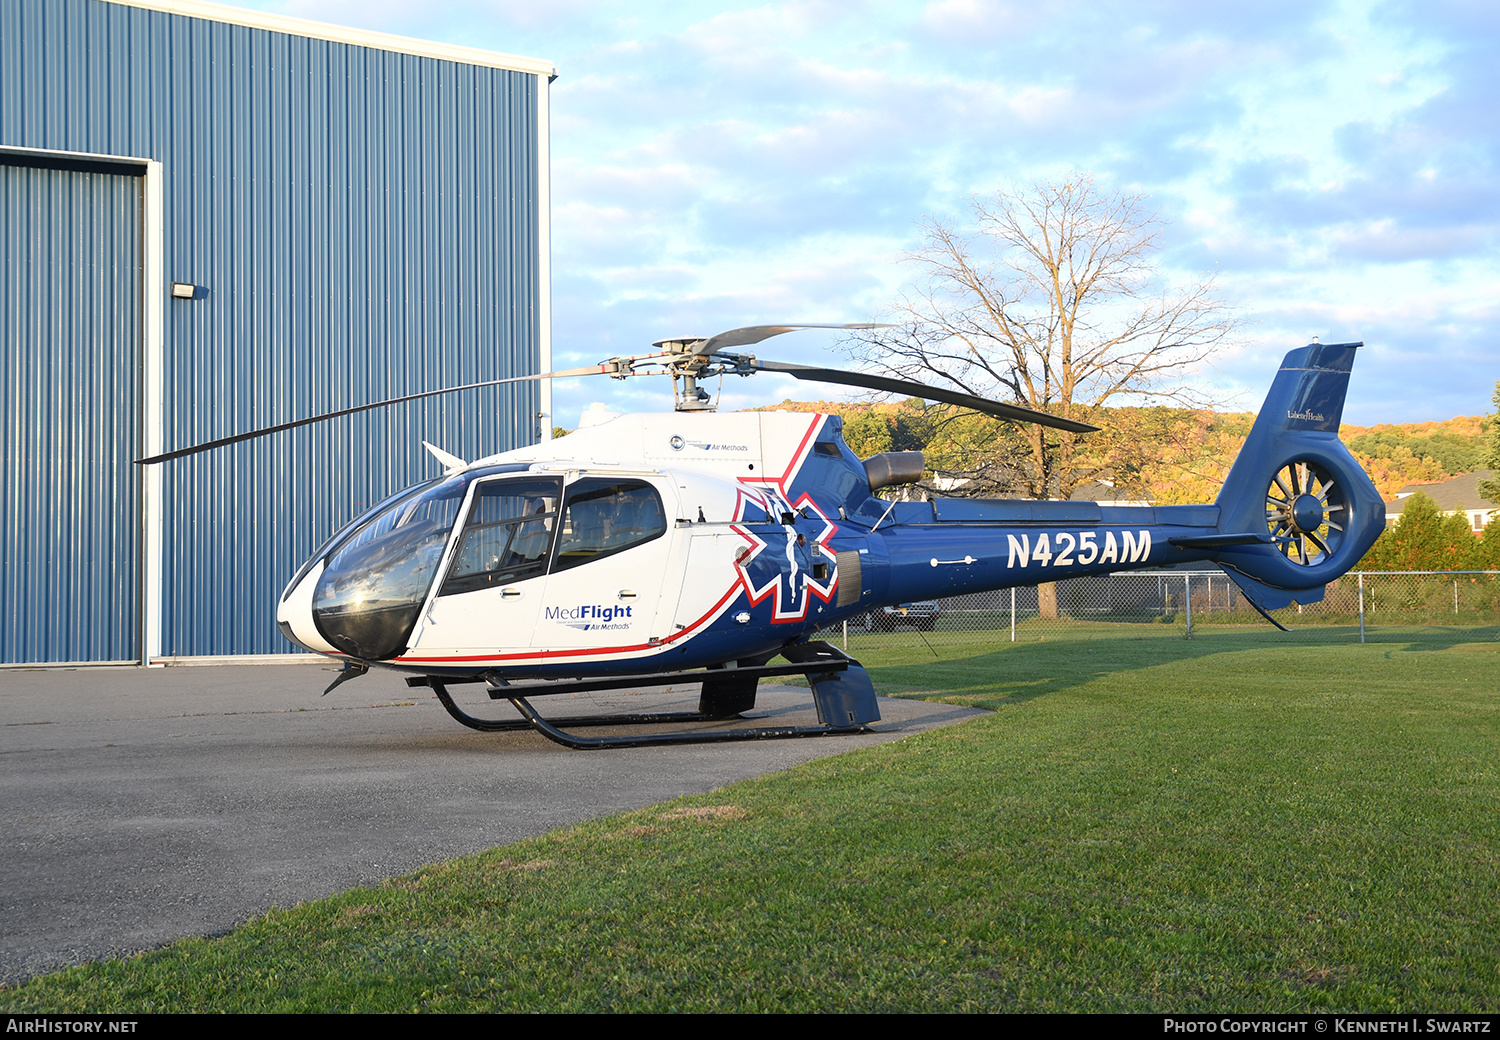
1385 470 1498 532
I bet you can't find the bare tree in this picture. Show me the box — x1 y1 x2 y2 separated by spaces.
856 175 1238 502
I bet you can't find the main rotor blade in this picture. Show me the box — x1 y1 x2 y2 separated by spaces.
134 363 615 465
696 323 888 357
748 360 1100 433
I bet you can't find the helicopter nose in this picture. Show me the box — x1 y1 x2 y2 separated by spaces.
276 563 337 656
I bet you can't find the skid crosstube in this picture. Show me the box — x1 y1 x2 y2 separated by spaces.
406 641 881 749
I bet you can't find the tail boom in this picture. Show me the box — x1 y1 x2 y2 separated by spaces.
845 342 1384 619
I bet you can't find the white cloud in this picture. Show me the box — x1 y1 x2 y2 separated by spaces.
228 0 1500 424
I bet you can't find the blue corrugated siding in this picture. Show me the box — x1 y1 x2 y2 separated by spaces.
0 163 142 663
1 0 542 656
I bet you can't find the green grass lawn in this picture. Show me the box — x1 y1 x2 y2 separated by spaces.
6 634 1499 1012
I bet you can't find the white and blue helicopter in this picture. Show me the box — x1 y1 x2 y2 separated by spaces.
142 326 1385 748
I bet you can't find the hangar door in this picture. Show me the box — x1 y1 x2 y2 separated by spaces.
1 156 143 664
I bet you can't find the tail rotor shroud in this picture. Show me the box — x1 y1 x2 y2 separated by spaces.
1204 341 1385 613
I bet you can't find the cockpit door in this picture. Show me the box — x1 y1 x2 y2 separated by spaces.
413 476 562 658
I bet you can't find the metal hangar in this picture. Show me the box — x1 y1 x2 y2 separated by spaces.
0 0 555 664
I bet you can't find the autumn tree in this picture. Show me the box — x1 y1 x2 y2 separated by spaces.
915 405 1035 496
853 175 1239 502
1356 493 1479 572
1479 381 1500 505
841 408 929 459
1477 513 1500 571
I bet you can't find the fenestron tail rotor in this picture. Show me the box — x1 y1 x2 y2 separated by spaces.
136 322 1097 465
1265 459 1346 566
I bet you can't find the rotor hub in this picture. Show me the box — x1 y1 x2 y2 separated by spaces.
1290 493 1325 534
652 336 709 354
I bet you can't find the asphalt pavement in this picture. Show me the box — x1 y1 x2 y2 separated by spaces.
0 661 983 985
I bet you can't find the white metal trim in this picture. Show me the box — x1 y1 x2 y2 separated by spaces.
0 145 161 668
537 71 553 443
0 144 151 167
149 654 327 666
141 160 164 667
0 660 139 670
102 0 556 76
0 655 324 669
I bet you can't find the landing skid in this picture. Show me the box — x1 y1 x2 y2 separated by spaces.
406 641 881 750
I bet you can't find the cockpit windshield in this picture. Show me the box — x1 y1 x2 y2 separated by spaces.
280 479 442 603
312 476 467 660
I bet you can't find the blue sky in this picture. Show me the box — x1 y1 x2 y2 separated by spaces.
249 0 1497 427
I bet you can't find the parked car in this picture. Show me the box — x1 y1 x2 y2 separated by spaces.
863 601 941 631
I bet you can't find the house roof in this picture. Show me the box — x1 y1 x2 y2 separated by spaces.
1386 470 1497 516
1069 480 1154 506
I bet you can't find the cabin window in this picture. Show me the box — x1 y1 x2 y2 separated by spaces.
439 478 563 596
552 479 668 573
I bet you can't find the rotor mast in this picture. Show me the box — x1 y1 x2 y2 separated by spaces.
653 336 718 411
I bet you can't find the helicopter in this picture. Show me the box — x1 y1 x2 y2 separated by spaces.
141 326 1385 749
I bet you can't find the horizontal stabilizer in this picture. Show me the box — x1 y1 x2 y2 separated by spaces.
1169 532 1275 549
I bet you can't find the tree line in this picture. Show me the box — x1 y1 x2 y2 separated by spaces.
1354 381 1500 572
774 396 1490 506
1359 493 1500 572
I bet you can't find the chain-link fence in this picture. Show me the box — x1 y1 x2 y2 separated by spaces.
832 571 1500 653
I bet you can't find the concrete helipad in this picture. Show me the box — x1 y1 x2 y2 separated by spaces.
0 662 983 985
